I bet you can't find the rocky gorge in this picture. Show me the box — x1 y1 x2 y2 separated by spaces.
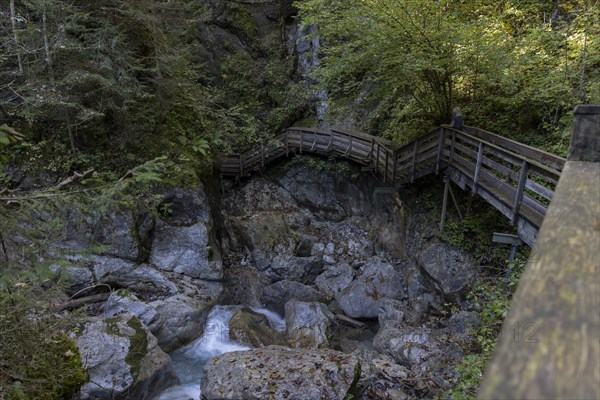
2 157 485 400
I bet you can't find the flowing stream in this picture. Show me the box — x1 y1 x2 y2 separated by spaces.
158 305 285 400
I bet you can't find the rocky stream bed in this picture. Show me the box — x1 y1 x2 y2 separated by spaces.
23 162 481 400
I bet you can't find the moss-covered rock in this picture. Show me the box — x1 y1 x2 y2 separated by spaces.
75 314 177 399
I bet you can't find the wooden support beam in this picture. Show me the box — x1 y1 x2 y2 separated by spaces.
448 181 463 221
440 175 450 231
300 130 304 153
261 144 265 168
511 160 529 225
472 142 484 195
449 131 456 164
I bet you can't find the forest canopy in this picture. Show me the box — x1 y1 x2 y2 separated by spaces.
297 0 599 151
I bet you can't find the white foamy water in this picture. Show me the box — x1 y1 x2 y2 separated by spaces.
159 305 285 400
250 307 286 332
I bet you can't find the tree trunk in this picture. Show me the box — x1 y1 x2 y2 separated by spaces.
579 19 588 100
9 0 23 74
42 4 54 84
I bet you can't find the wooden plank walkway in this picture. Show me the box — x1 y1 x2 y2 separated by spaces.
220 125 566 246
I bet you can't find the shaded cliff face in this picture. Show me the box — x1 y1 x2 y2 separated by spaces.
190 0 318 138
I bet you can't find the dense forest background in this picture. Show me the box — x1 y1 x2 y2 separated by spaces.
1 0 598 180
0 1 597 272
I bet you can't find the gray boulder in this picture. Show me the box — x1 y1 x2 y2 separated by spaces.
285 301 335 348
105 291 161 331
90 210 155 262
201 346 360 400
315 263 354 299
75 314 177 400
150 294 212 352
416 242 475 302
336 258 404 319
378 298 406 328
105 291 212 353
58 208 154 263
373 322 442 368
256 254 323 284
49 264 94 296
91 256 178 295
150 220 222 280
262 280 325 314
446 311 480 336
277 165 374 221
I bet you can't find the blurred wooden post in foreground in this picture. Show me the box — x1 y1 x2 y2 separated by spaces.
479 105 600 399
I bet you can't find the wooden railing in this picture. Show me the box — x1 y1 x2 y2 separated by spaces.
479 105 600 399
220 125 566 246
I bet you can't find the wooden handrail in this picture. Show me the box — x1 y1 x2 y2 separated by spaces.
479 104 600 399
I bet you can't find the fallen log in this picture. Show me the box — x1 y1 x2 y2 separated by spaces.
335 313 367 329
57 169 95 188
55 292 110 312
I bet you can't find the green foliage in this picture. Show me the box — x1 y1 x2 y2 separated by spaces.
0 272 88 399
296 0 599 152
279 155 362 180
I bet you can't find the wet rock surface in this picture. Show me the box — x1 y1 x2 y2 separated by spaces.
36 162 482 399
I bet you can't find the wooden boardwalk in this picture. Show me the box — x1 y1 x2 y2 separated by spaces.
221 125 565 246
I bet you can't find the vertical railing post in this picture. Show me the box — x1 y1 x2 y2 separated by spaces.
285 130 289 156
300 130 304 153
449 130 456 165
384 149 389 183
261 143 265 168
511 160 529 225
436 127 445 174
370 139 375 161
410 140 418 183
472 142 484 195
239 154 243 177
376 142 380 175
392 150 398 183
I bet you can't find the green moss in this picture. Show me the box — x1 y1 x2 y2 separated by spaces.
344 362 362 400
125 317 149 380
229 4 258 38
5 334 88 400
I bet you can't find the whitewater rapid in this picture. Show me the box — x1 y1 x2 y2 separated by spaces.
158 305 285 400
